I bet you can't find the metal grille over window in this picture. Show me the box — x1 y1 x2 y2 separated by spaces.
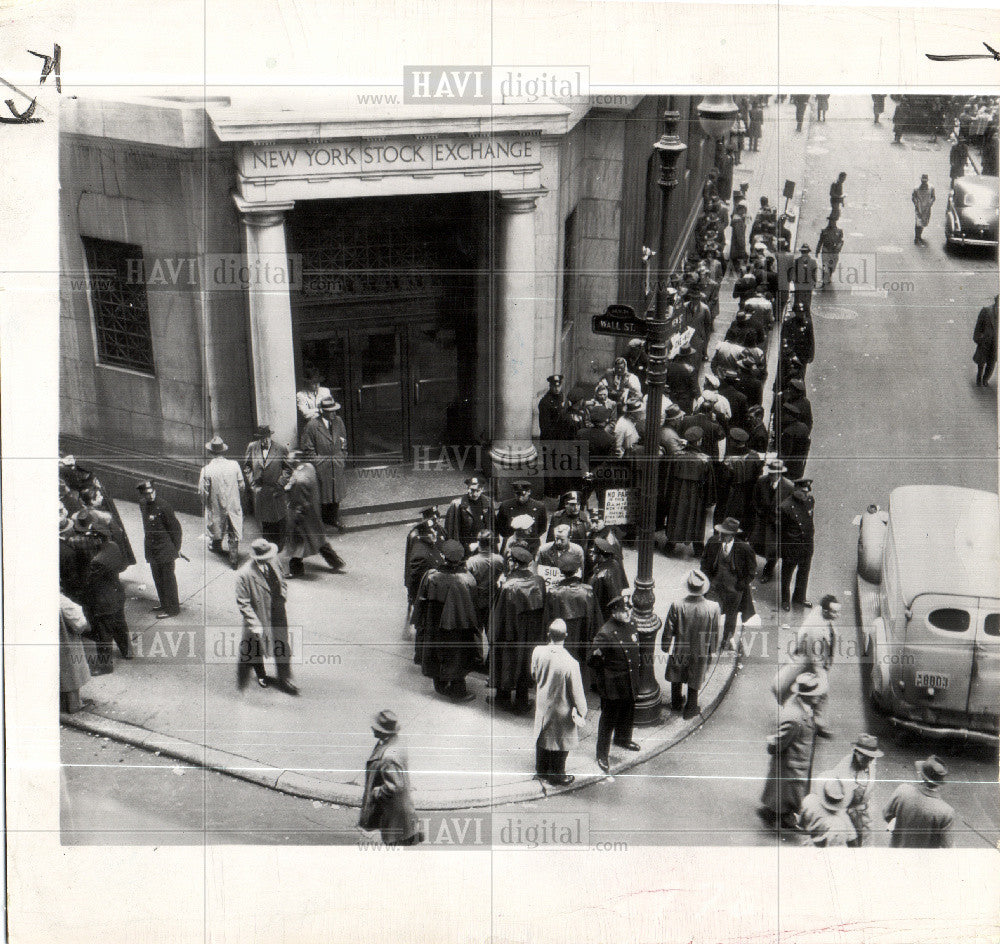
82 237 155 374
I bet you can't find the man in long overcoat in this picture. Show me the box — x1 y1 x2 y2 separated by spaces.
299 396 348 529
882 755 956 848
489 545 547 713
714 428 763 527
243 425 289 549
465 529 504 638
974 295 998 387
911 174 935 244
700 517 757 649
812 733 883 847
359 710 423 847
405 520 445 632
137 480 182 618
758 671 826 830
199 436 246 568
279 453 345 577
750 460 794 582
235 538 298 695
662 569 721 718
588 595 642 773
411 540 480 702
662 427 716 556
530 619 588 786
543 557 604 678
782 302 815 366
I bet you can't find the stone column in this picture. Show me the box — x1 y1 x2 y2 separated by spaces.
490 188 546 471
234 196 298 449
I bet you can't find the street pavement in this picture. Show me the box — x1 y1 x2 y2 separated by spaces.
497 95 999 847
61 96 999 846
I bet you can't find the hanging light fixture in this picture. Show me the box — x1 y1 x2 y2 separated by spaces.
697 94 739 139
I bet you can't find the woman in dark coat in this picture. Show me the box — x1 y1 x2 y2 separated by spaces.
974 296 998 387
662 428 716 555
411 540 479 701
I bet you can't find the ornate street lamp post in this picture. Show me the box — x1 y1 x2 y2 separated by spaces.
632 110 688 724
698 94 739 178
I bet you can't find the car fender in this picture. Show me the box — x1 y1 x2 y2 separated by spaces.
856 504 887 584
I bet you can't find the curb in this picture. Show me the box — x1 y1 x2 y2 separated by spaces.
61 645 740 811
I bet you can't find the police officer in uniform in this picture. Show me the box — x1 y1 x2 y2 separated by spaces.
538 374 567 497
497 480 548 549
136 480 183 618
588 594 642 773
779 479 815 611
445 477 495 557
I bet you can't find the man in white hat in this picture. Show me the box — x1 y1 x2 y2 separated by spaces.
662 569 722 718
798 778 857 847
198 435 246 569
759 671 827 830
883 755 955 848
235 538 298 695
530 619 588 786
792 593 840 737
813 733 884 846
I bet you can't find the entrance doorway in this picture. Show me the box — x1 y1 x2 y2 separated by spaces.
299 320 461 463
290 193 484 466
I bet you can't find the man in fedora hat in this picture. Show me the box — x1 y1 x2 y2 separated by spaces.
445 476 495 557
243 425 289 549
798 778 857 847
136 480 183 618
779 478 815 611
816 214 845 289
235 538 298 695
662 570 722 718
792 593 840 737
299 396 348 531
588 594 642 773
199 435 246 569
279 452 346 577
814 733 884 846
359 710 423 846
411 539 480 702
750 459 794 582
883 755 955 848
700 517 757 649
613 394 643 458
759 671 827 830
497 480 547 553
714 428 764 527
530 619 589 786
490 544 547 713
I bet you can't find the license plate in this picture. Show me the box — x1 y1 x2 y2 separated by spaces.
915 672 949 689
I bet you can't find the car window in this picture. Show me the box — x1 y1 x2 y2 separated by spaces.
984 614 999 638
927 608 971 632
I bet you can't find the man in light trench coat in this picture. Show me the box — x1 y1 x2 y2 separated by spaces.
235 538 299 695
662 569 722 719
530 619 588 786
199 436 246 569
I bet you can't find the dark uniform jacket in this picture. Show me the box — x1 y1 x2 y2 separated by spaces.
139 497 182 563
538 391 567 440
496 498 548 543
779 492 815 552
546 509 590 548
782 313 815 364
588 617 641 701
445 495 495 552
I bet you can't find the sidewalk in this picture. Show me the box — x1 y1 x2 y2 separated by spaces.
61 102 814 811
63 500 741 810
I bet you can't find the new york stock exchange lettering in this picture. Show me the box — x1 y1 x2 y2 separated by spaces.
239 133 540 179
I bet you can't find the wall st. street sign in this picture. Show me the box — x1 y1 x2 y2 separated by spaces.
591 304 646 337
